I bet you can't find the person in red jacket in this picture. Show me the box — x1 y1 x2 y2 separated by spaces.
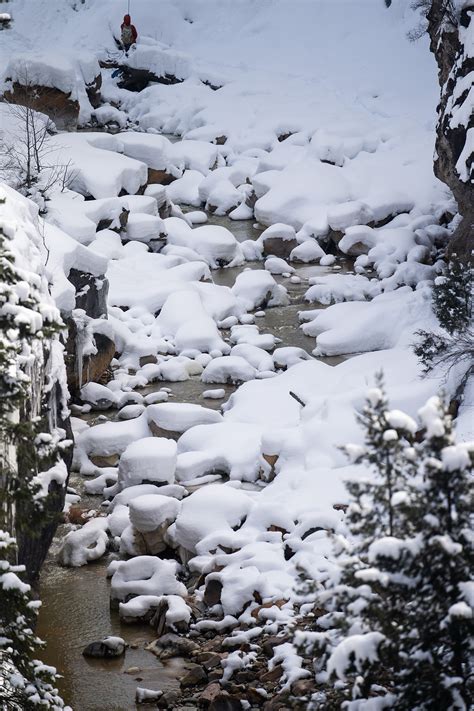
121 14 137 52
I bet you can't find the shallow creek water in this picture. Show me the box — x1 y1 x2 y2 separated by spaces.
38 209 351 709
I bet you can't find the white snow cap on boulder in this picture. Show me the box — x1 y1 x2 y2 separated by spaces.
110 556 186 601
118 437 177 489
232 270 289 311
169 484 254 555
128 494 181 533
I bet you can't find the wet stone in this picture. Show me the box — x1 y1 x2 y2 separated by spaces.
180 663 208 687
203 579 223 607
82 638 126 659
147 632 199 659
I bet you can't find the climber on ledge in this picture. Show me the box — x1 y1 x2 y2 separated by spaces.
121 14 138 53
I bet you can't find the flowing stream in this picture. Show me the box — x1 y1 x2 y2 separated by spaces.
38 208 351 710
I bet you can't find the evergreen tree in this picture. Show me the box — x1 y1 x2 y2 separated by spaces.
432 256 472 335
0 533 66 710
296 386 473 710
395 396 473 710
414 255 473 374
297 377 418 708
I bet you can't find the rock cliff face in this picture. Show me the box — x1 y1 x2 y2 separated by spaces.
0 185 72 582
428 1 474 261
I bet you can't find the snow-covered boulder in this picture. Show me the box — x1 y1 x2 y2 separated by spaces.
232 270 289 311
201 356 257 384
110 556 186 603
57 518 109 567
257 223 298 259
176 422 263 482
165 220 244 268
118 437 177 489
147 403 223 438
3 51 102 128
168 484 254 557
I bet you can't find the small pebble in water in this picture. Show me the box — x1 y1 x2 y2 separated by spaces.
290 276 301 284
125 666 141 675
255 310 265 318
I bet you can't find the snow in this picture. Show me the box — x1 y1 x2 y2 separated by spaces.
327 632 386 680
169 484 254 554
165 221 244 268
128 494 181 533
110 556 187 602
118 437 177 489
147 402 223 433
232 270 288 311
49 133 148 199
57 518 109 567
201 356 257 384
176 422 262 482
3 51 99 98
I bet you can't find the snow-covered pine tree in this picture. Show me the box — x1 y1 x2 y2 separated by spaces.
433 255 473 335
296 376 418 708
0 533 67 710
296 387 473 710
414 255 473 374
394 396 473 710
0 205 68 710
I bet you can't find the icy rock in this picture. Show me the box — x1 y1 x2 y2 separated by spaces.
83 468 118 495
118 437 177 489
170 140 219 174
82 636 126 659
167 169 204 206
320 254 336 266
151 595 192 635
111 484 186 510
327 200 374 232
147 403 223 438
111 556 186 603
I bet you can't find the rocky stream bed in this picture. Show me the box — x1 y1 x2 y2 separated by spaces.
37 209 353 711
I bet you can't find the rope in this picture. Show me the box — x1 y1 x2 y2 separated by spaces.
127 0 130 15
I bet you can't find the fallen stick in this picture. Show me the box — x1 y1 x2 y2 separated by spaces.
289 390 306 407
